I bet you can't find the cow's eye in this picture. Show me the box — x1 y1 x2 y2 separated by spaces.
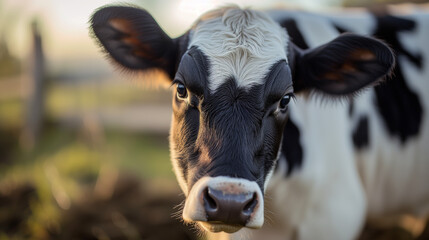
176 83 188 99
279 93 293 110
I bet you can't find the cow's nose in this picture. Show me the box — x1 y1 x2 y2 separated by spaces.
203 187 258 225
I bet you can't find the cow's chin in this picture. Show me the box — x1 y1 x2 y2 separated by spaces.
198 221 243 233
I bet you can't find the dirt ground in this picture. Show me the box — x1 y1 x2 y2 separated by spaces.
0 174 197 240
1 174 427 240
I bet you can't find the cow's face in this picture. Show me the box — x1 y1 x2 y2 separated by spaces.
90 6 394 233
169 8 292 232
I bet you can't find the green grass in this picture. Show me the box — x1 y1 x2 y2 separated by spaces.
3 128 173 180
104 130 172 179
0 98 23 128
0 126 175 240
0 78 178 239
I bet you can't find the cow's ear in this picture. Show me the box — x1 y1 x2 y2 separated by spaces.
90 6 178 79
292 33 395 95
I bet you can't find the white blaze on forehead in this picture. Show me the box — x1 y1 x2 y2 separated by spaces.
189 7 289 93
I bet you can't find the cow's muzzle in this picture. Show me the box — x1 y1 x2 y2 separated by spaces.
182 176 264 233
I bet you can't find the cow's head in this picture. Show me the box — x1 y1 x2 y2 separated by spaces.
90 6 394 233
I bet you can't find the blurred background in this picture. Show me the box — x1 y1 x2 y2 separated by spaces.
0 0 427 240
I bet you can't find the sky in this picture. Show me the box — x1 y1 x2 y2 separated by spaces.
0 0 340 65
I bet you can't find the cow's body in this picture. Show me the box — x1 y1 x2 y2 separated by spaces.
90 4 429 240
260 8 429 240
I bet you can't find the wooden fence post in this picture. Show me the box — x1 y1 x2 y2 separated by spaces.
22 20 45 149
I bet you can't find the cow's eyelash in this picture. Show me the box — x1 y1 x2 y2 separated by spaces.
280 92 296 101
171 79 185 88
172 79 183 84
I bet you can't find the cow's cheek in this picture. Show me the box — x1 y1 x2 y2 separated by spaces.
169 115 189 195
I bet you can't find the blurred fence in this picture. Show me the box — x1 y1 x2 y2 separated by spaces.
0 14 183 240
21 21 45 149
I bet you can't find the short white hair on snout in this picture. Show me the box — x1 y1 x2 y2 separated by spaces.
189 7 289 93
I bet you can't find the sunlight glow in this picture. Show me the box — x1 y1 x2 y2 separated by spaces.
174 0 278 33
1 0 341 62
175 0 217 31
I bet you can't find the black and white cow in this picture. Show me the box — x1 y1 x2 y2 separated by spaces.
90 4 429 240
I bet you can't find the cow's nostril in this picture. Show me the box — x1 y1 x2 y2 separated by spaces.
203 187 258 225
203 187 218 212
243 193 257 215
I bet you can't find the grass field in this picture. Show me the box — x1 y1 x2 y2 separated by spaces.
0 125 187 239
0 78 198 240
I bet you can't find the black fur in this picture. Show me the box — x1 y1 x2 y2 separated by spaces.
90 6 188 78
282 18 395 95
352 116 370 150
334 24 347 34
372 15 423 143
349 100 355 117
282 118 303 176
293 33 395 95
170 47 211 188
171 51 293 192
280 19 309 50
174 46 210 97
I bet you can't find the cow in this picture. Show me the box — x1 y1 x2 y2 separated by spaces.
90 4 429 240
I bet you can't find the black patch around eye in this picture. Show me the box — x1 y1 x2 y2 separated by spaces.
174 46 210 98
264 60 293 108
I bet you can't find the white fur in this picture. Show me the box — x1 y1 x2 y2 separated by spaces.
268 97 367 240
326 10 376 35
189 7 289 93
